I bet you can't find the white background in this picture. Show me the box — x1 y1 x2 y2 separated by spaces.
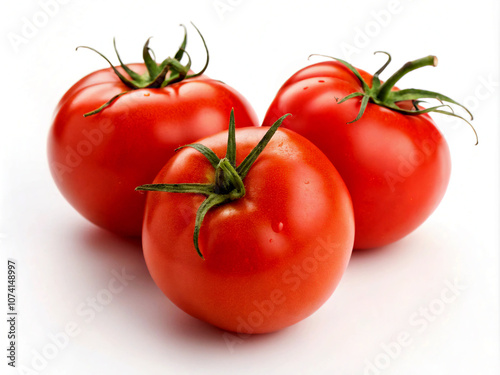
1 0 499 374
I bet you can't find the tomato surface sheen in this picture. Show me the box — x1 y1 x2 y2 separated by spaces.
48 64 258 236
263 61 451 249
142 127 354 333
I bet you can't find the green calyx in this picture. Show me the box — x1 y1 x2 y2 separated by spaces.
136 109 291 259
312 52 478 145
77 23 209 117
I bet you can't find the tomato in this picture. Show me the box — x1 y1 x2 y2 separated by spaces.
263 53 475 249
48 27 258 236
138 112 354 333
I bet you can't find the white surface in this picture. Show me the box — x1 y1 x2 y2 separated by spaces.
1 0 499 374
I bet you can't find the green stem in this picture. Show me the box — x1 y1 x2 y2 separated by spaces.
136 111 291 258
79 24 209 116
325 52 476 143
377 55 437 101
215 158 245 198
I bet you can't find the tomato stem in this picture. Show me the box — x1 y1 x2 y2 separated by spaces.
78 23 209 117
215 158 245 196
316 53 478 144
136 109 291 258
376 55 437 102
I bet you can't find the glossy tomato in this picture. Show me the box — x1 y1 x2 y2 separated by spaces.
263 54 474 249
139 113 354 333
48 28 258 236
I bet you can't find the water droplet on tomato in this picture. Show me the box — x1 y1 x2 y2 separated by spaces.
272 221 284 233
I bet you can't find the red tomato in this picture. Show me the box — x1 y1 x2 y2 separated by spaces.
263 54 474 249
48 32 258 236
139 115 354 333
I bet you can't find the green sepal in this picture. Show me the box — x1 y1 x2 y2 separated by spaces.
176 144 221 169
387 89 473 120
192 194 228 258
314 52 477 144
78 23 209 117
136 110 291 258
336 92 364 105
83 91 130 117
142 37 159 78
185 22 209 80
136 183 215 195
174 24 188 61
76 46 141 89
346 94 370 125
371 51 392 91
226 109 237 167
373 51 392 77
113 38 143 82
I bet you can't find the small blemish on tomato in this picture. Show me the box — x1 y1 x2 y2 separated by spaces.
144 93 150 96
318 80 325 83
304 181 310 184
303 86 309 90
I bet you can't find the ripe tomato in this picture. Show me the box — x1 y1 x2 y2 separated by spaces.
263 53 475 249
48 27 258 236
138 113 354 333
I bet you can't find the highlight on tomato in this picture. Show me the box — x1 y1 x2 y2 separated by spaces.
136 110 354 334
263 52 476 249
48 24 258 236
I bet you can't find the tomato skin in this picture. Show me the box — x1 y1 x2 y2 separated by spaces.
48 64 258 236
142 127 354 333
263 61 451 249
